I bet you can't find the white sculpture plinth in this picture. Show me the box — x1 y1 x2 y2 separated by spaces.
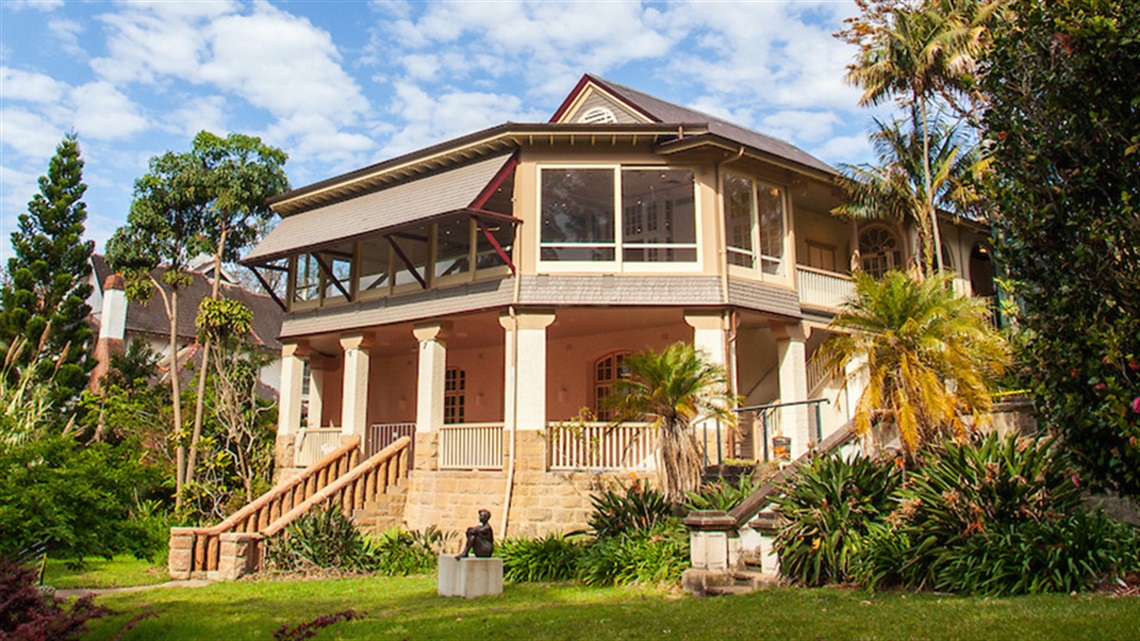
437 555 503 598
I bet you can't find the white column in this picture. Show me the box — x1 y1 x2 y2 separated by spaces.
500 311 555 431
773 321 810 458
686 311 730 461
413 322 451 433
278 342 306 439
306 357 328 429
340 334 371 438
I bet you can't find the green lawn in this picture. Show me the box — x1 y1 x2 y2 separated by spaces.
43 556 168 590
81 575 1139 641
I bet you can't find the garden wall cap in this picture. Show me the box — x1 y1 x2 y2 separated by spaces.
681 511 737 530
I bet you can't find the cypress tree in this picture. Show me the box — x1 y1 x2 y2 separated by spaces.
0 133 96 404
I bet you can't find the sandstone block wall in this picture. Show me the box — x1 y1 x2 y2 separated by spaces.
402 430 651 544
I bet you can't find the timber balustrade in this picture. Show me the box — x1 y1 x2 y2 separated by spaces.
295 427 344 467
167 433 383 574
547 422 653 470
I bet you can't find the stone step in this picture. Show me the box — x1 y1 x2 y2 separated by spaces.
705 584 756 596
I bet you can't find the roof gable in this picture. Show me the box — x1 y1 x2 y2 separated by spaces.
552 77 654 125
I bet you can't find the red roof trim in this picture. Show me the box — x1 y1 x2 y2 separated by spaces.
584 74 659 123
468 151 520 210
549 75 594 123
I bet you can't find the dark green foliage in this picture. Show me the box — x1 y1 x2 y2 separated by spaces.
0 133 95 405
0 437 168 562
855 433 1138 595
587 480 675 538
360 527 449 576
685 472 764 512
772 451 902 586
498 533 584 583
577 526 689 587
265 505 363 572
982 0 1140 497
0 557 106 640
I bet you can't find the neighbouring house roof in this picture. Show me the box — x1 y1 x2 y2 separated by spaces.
91 254 283 351
246 152 518 264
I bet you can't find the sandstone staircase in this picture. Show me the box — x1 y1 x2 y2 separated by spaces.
168 435 411 581
684 423 859 597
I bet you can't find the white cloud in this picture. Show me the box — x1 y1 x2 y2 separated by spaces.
1 66 69 103
380 82 543 157
2 0 63 12
48 18 84 57
69 81 149 140
163 95 229 137
0 108 67 157
812 134 874 166
760 110 842 144
90 1 371 165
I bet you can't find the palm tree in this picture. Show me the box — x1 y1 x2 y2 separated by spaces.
607 342 736 504
817 270 1008 459
832 110 985 268
839 0 999 273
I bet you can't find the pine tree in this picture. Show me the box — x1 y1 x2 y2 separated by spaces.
0 133 96 404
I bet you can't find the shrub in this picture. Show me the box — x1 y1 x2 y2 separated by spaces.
855 433 1139 595
0 557 106 640
578 526 689 587
0 436 168 563
265 505 363 572
360 527 449 576
587 480 675 538
498 533 583 583
685 471 765 512
771 451 902 586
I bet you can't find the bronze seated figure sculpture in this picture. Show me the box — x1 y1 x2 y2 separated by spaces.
455 508 493 559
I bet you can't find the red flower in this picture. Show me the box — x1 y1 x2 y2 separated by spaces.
1132 397 1140 414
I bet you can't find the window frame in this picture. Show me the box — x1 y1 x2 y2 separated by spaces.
723 172 791 282
535 164 702 274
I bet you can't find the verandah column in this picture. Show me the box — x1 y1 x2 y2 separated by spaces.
771 320 810 459
276 341 307 470
499 310 555 431
413 322 452 433
685 311 731 461
340 333 372 442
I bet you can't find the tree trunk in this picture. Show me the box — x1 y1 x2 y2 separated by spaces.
921 97 945 275
170 288 185 504
186 227 229 486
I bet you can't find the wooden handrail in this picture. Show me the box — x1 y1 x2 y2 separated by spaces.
263 436 411 537
726 422 857 527
197 435 361 536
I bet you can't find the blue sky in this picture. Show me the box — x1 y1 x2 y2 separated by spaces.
1 0 883 259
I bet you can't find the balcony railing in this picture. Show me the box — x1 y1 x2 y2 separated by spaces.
796 265 854 310
439 423 503 470
295 427 343 467
547 422 654 471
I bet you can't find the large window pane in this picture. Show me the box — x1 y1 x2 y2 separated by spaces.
292 253 319 303
435 218 471 279
475 220 515 270
725 174 756 268
391 232 430 287
758 183 785 276
318 249 352 299
358 237 391 294
622 169 697 263
540 168 615 261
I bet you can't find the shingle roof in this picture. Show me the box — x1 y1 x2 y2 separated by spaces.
91 254 283 350
246 153 517 264
582 75 837 177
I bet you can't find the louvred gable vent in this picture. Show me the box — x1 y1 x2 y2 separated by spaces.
578 107 617 124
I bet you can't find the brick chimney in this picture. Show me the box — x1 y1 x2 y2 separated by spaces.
89 272 127 393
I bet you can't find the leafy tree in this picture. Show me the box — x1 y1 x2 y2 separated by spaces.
607 343 736 504
833 110 986 252
817 270 1009 457
981 0 1140 497
0 133 95 404
106 131 288 502
839 0 999 273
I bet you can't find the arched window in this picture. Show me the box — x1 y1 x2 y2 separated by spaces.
593 351 631 421
444 368 465 424
858 225 902 279
969 244 995 298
